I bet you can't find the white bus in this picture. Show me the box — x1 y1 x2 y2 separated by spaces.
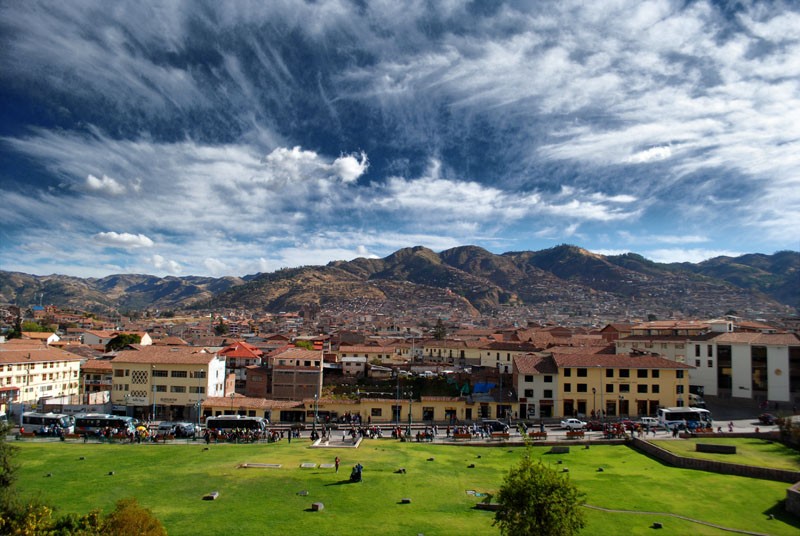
74 414 136 435
657 407 712 430
21 412 75 434
205 415 268 432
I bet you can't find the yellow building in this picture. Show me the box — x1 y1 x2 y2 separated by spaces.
110 346 226 422
0 340 82 410
557 352 689 419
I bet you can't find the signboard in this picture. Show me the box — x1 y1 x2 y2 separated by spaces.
127 396 148 405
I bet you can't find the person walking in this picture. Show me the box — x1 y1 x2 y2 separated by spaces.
335 456 340 473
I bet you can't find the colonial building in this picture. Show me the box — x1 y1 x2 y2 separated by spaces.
513 351 692 420
0 340 82 412
268 348 323 401
110 346 225 421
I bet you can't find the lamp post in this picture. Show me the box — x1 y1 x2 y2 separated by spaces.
196 369 204 429
619 395 624 418
312 393 318 439
592 387 596 419
151 365 157 422
405 389 413 438
229 392 235 415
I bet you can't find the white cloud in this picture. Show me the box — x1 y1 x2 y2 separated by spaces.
151 254 181 275
85 174 126 195
93 232 154 248
203 258 229 276
643 248 744 264
627 146 672 164
330 152 369 183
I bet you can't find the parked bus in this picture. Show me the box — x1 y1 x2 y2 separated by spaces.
205 415 267 432
657 407 712 430
21 412 75 434
74 414 135 435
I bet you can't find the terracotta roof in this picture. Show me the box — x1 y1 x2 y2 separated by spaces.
271 348 323 360
21 332 57 340
153 336 189 346
111 346 217 365
514 354 558 375
551 353 692 369
219 341 263 358
203 397 302 410
336 346 394 354
713 332 800 345
0 346 83 364
81 359 114 371
546 345 614 355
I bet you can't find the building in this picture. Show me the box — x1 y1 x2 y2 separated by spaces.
110 346 225 422
0 340 82 413
218 341 263 392
690 332 800 403
269 348 323 401
513 351 692 419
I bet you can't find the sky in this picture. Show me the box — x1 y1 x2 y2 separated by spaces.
1 1 799 278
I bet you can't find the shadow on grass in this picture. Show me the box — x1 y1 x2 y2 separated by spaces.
762 500 800 529
325 479 359 486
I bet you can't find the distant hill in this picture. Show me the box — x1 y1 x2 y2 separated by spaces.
0 246 797 317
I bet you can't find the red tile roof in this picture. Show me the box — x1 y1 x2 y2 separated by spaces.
551 353 692 369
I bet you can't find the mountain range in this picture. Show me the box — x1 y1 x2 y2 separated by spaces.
1 245 797 319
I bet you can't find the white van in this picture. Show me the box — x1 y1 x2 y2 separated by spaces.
689 393 706 408
639 417 659 428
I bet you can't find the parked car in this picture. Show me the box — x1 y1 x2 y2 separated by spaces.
585 420 604 431
618 419 635 431
639 417 659 429
758 413 777 425
481 420 509 432
560 418 587 430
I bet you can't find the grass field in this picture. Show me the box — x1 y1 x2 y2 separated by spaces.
13 438 800 536
651 437 800 471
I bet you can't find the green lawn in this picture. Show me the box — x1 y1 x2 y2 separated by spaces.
12 439 800 536
651 437 800 471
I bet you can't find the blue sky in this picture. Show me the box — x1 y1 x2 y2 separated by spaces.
1 1 798 278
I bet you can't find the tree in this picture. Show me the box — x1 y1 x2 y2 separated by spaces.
214 318 228 336
99 498 166 536
20 320 47 333
432 318 447 340
106 333 142 352
293 339 313 350
494 451 586 536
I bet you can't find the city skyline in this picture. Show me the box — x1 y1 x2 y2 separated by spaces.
1 1 798 278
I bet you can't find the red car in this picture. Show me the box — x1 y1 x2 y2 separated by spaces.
585 421 604 431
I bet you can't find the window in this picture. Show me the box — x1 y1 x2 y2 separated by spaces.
524 389 534 398
422 407 434 420
637 384 648 393
114 370 124 377
577 384 587 393
606 369 614 378
695 359 701 367
707 360 713 368
564 383 572 392
155 385 166 392
189 386 206 394
619 369 630 378
577 368 587 377
651 384 659 393
371 408 382 417
695 345 701 357
707 345 713 357
543 390 553 398
619 384 630 393
152 370 168 377
170 385 186 393
676 385 684 394
563 368 572 377
524 375 533 382
676 370 684 379
171 370 188 378
544 375 553 383
192 370 206 379
637 369 648 378
651 370 660 378
605 384 614 393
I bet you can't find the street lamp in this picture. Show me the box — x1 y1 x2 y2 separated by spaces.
229 392 235 415
592 387 596 419
312 393 318 440
405 389 413 439
151 365 157 422
196 369 205 429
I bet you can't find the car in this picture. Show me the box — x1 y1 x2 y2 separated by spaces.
481 420 509 432
585 420 604 431
639 417 659 428
758 413 777 425
560 418 587 430
618 419 635 431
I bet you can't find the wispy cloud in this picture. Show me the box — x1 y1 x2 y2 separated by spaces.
94 232 154 249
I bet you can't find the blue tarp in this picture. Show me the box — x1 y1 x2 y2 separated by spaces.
472 382 496 394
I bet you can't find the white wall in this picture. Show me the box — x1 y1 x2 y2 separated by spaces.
768 346 790 402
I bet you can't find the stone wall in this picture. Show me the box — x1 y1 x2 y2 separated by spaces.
787 482 800 517
630 437 800 484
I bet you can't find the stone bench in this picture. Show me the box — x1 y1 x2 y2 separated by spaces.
696 443 736 454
